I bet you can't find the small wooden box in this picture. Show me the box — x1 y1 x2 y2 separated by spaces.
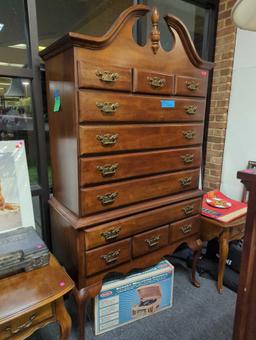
0 227 49 277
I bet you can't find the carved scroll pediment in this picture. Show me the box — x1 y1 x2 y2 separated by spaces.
40 4 213 71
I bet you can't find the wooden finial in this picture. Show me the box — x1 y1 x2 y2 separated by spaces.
151 7 160 54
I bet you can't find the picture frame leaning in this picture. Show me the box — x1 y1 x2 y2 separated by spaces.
0 140 35 233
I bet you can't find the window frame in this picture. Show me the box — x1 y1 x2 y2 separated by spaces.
0 0 50 245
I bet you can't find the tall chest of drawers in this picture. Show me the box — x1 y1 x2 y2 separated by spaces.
41 5 213 339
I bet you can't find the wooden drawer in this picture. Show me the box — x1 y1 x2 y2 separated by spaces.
80 147 201 186
84 197 201 250
133 69 174 95
132 225 169 257
78 91 205 122
85 239 131 276
80 169 199 215
77 61 132 92
0 304 53 339
170 215 200 243
175 76 207 97
79 124 204 155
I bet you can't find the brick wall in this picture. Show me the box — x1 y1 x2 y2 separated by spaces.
203 0 237 190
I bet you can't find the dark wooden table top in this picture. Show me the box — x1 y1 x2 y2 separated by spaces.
0 255 74 324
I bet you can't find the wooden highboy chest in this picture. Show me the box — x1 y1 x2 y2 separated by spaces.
41 4 212 339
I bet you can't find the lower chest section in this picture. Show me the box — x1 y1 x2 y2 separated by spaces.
83 197 201 276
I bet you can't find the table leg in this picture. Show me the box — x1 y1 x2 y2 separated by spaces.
55 297 72 340
187 239 203 288
218 231 229 294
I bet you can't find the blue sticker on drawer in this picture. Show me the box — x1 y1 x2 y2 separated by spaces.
161 100 175 108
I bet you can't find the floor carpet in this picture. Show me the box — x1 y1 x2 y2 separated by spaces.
29 259 236 340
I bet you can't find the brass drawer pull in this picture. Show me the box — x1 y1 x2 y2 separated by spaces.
97 192 118 205
147 76 166 89
96 70 119 82
96 102 119 114
184 105 198 115
181 154 194 164
180 224 193 234
145 235 160 248
179 176 192 187
182 205 194 216
185 80 199 91
101 249 120 264
183 130 196 140
101 227 121 241
5 313 37 335
97 163 119 177
96 134 118 146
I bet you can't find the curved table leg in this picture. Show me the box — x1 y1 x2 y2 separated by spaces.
187 239 203 288
55 297 72 340
218 231 229 294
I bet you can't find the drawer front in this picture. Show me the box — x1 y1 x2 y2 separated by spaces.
132 225 169 257
175 76 207 97
80 169 200 215
79 124 204 155
170 215 201 243
85 238 131 276
84 197 202 250
80 147 201 186
133 69 174 95
78 91 205 122
77 61 132 92
0 304 53 339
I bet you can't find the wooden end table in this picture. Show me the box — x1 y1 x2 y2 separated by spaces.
0 255 74 340
200 215 246 293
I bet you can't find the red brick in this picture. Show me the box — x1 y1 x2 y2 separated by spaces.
204 0 237 190
219 9 231 20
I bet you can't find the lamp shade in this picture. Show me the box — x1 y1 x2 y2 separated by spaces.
5 78 25 97
232 0 256 31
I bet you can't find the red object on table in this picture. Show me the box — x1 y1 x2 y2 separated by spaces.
202 190 247 223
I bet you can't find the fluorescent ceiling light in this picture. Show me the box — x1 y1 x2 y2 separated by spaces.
38 45 46 52
8 43 46 52
0 23 4 31
0 62 24 68
22 81 30 86
9 43 27 49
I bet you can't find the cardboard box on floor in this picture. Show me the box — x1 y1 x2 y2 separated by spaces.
94 260 174 335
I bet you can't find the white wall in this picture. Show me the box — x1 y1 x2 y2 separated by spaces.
221 29 256 200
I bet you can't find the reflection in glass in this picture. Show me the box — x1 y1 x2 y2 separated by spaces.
32 196 42 237
0 77 38 184
0 0 29 67
36 0 133 48
144 0 206 56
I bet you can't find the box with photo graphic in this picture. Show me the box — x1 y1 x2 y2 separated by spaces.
94 260 174 335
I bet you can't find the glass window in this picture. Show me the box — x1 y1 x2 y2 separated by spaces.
32 195 42 237
143 0 207 56
36 0 133 49
0 0 29 68
0 77 38 185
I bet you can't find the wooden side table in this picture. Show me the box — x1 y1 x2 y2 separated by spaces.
200 215 246 293
0 255 74 340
